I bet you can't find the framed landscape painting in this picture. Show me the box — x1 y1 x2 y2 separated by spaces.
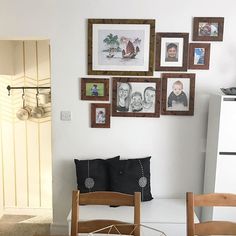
193 17 224 41
88 19 155 76
188 43 210 70
161 73 195 116
112 77 161 117
81 78 109 101
91 103 111 128
155 33 189 71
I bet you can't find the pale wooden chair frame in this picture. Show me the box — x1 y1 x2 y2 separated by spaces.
186 192 236 236
71 191 141 236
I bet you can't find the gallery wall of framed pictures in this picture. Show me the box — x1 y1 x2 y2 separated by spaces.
80 17 225 128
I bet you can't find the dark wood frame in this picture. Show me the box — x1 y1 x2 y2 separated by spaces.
88 19 155 76
81 78 109 101
91 103 111 128
112 77 161 117
193 17 224 41
161 73 195 116
188 43 211 70
155 32 189 71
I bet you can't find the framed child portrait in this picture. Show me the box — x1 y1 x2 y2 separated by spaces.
88 19 155 76
112 77 161 117
81 78 109 101
91 103 111 128
188 43 211 70
155 33 189 71
193 17 224 41
161 73 195 116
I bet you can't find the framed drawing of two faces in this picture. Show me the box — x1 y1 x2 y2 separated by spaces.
155 33 189 71
161 73 195 116
88 19 155 76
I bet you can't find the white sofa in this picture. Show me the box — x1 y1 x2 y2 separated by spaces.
67 197 199 236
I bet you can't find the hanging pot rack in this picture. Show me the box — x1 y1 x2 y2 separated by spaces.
7 85 51 96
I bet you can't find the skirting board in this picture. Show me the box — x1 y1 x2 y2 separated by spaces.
3 207 52 216
50 223 68 234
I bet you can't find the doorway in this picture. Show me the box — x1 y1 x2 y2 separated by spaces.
0 40 52 218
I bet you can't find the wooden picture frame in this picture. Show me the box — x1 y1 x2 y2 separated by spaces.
88 19 155 76
188 43 210 70
112 77 161 117
161 73 195 116
91 103 111 128
155 33 189 71
193 17 224 41
81 78 109 101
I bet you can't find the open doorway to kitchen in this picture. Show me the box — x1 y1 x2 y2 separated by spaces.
0 40 52 225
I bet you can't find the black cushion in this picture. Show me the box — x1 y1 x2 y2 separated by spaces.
74 156 119 193
108 157 153 201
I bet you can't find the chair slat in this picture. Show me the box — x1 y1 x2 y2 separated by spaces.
79 191 135 206
195 221 236 235
194 193 236 207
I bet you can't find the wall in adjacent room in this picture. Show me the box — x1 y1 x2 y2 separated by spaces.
0 0 236 232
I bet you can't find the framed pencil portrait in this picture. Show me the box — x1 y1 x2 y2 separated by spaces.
188 43 210 70
91 103 111 128
88 19 155 76
161 73 195 116
193 17 224 41
81 78 109 101
155 33 189 71
112 77 161 118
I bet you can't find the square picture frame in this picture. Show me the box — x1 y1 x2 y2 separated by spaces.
193 17 224 41
161 73 195 116
112 77 161 117
91 103 111 128
81 78 109 101
88 19 155 76
188 43 211 70
155 32 189 71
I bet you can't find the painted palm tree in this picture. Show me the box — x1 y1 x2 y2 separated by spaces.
103 33 119 58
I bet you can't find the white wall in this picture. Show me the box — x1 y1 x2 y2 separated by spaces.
0 0 236 232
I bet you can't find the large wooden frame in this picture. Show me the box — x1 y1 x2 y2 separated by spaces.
188 43 211 70
88 19 155 76
161 73 195 116
91 103 111 128
112 77 161 117
193 17 224 41
81 78 109 101
155 33 189 71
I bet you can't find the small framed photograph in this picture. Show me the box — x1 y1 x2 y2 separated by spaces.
112 77 161 117
81 78 109 101
91 103 111 128
188 43 211 70
193 17 224 41
161 73 195 116
155 33 189 71
88 19 155 76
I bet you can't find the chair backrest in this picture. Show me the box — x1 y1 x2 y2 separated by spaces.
71 191 141 236
186 192 236 236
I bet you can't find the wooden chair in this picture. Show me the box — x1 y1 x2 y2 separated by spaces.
71 191 141 236
186 192 236 235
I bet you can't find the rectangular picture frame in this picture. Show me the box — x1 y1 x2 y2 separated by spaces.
88 19 155 76
81 78 109 101
112 77 161 117
161 73 195 116
91 103 111 128
193 17 224 41
188 43 211 70
155 32 189 71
